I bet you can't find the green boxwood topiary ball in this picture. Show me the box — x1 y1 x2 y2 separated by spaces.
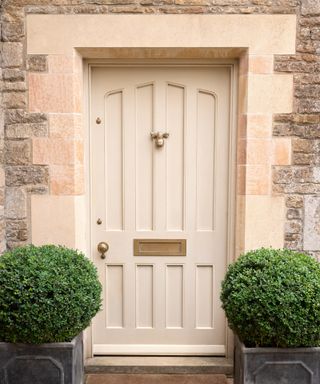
221 248 320 348
0 245 102 344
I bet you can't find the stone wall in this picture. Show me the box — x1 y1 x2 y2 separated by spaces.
0 0 319 258
273 0 320 258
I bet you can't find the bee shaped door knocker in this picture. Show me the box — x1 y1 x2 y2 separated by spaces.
150 131 169 148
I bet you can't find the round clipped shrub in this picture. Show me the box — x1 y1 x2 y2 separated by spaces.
221 248 320 348
0 245 102 344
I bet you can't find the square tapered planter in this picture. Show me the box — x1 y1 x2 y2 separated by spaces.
235 336 320 384
0 333 83 384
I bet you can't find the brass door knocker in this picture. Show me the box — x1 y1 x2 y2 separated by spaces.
150 131 169 147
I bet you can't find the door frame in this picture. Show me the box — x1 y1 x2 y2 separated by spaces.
84 58 238 358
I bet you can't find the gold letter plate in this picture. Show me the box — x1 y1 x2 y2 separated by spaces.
134 239 186 256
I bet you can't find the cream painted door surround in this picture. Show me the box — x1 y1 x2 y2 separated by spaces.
90 64 232 355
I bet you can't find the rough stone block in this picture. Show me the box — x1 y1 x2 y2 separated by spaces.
5 165 49 187
2 81 27 92
0 168 5 189
5 187 27 219
1 6 24 24
7 240 29 250
4 110 47 125
4 110 26 125
312 167 320 182
287 208 302 220
295 84 320 99
311 27 320 40
286 195 304 208
175 0 210 5
26 185 49 195
5 140 31 165
0 141 5 165
2 69 26 82
292 153 313 165
5 123 48 139
301 0 320 16
109 5 146 13
88 0 136 4
0 241 6 255
27 55 48 72
285 232 303 243
0 104 3 139
6 219 28 241
306 126 320 139
304 196 320 251
285 220 302 234
298 99 320 114
3 91 27 109
2 21 25 42
1 43 23 68
272 167 293 184
279 183 320 194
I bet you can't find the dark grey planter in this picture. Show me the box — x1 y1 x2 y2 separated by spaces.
235 336 320 384
0 333 83 384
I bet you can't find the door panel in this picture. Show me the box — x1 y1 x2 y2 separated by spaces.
91 66 231 355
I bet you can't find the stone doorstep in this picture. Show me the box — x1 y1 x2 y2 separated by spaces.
85 374 230 384
85 356 233 375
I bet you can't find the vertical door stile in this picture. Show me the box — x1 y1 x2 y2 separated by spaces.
91 69 107 331
154 80 167 331
183 84 196 332
182 85 187 235
91 71 106 234
153 81 167 233
124 85 136 330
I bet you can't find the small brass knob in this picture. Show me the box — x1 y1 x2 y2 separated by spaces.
97 241 109 259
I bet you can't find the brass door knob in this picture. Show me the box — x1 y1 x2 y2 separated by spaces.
97 241 109 259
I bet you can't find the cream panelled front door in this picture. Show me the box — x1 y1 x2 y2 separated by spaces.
90 65 231 355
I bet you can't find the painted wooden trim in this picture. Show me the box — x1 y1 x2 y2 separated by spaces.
93 344 225 356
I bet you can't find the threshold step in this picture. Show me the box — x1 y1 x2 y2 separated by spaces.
85 356 233 375
85 373 229 384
